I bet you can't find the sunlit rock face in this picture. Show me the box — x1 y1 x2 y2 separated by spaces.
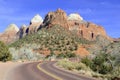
41 8 70 29
41 8 109 40
30 14 43 24
28 14 43 34
0 24 19 43
5 24 19 32
67 13 83 21
67 13 109 40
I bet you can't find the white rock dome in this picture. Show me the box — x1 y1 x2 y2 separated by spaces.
5 24 19 32
31 14 43 24
68 13 83 21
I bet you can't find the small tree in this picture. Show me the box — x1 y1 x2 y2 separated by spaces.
0 41 12 62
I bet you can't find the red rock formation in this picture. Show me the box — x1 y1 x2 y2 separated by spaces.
28 14 43 34
68 20 107 40
42 9 109 40
42 8 69 29
0 24 19 43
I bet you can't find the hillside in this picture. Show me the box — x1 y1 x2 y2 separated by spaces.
9 25 92 60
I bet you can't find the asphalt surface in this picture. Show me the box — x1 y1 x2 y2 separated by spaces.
41 61 95 80
7 62 55 80
7 61 96 80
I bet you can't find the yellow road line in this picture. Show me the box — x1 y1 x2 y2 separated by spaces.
37 63 63 80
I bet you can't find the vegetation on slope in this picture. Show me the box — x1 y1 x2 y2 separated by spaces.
9 25 91 60
0 41 12 62
57 41 120 79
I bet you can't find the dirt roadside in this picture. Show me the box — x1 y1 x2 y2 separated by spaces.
0 61 23 80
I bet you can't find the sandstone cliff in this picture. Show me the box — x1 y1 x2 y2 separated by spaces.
18 24 28 38
41 9 109 40
41 8 69 29
0 8 111 44
0 24 19 43
28 14 43 34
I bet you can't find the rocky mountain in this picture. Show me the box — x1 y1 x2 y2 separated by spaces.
41 9 110 40
67 13 83 21
40 8 69 29
18 24 28 38
18 14 43 38
0 24 19 43
28 14 43 34
0 8 111 44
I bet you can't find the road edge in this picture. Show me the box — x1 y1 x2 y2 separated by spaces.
37 62 62 80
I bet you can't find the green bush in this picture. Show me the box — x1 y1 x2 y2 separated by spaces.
82 53 113 74
81 57 93 68
57 52 76 58
9 45 44 61
57 59 90 71
0 41 12 62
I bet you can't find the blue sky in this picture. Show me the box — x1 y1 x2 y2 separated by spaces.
0 0 120 38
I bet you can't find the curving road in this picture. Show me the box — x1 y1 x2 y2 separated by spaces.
7 62 55 80
41 61 95 80
6 61 96 80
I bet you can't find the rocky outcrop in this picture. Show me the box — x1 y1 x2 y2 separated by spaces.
5 24 19 32
41 9 109 40
113 38 120 42
0 9 111 44
18 24 28 38
68 21 108 40
67 13 83 21
0 24 19 43
67 13 108 40
41 8 69 29
28 14 43 34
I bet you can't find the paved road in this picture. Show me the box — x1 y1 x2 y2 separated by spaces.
6 61 96 80
7 62 55 80
40 61 95 80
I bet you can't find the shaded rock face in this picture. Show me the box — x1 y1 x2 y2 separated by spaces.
18 25 28 38
113 38 120 42
41 8 69 29
0 24 19 43
28 14 43 34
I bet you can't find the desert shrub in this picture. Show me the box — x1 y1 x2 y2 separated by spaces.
82 53 113 74
57 59 90 71
9 25 92 59
0 41 12 62
57 52 76 58
81 57 93 68
9 45 44 61
92 53 113 74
